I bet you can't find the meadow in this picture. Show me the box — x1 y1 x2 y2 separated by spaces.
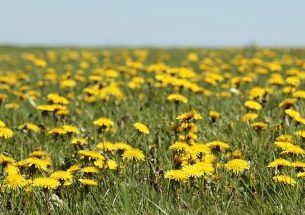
1 46 305 214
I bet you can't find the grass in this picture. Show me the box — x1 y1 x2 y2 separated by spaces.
0 46 305 214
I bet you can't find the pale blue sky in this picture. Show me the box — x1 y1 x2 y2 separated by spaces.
1 0 305 47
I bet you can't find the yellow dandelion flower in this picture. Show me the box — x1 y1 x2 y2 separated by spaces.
78 150 104 161
273 175 296 185
250 122 268 130
47 93 69 105
164 169 189 182
273 141 295 150
285 109 300 119
0 127 14 139
93 117 114 129
18 123 40 133
0 154 16 165
209 111 221 122
67 164 81 173
79 166 99 173
167 93 188 103
244 100 262 111
225 159 250 174
71 137 88 146
297 172 305 178
169 142 190 153
176 110 203 121
50 171 73 182
79 178 98 186
32 177 60 189
133 122 149 134
276 135 293 142
4 164 19 175
295 130 305 139
122 148 145 161
3 174 28 190
291 161 305 168
279 98 297 109
280 145 305 156
241 112 258 122
268 158 292 168
96 141 117 152
114 142 132 151
17 157 51 171
62 125 80 134
207 141 230 151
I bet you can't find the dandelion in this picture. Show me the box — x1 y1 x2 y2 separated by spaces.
167 93 188 103
209 111 221 122
164 169 189 182
273 175 296 185
133 122 150 134
32 177 60 189
244 100 262 111
176 110 203 121
122 148 145 161
0 127 14 139
79 166 99 174
250 122 267 130
50 171 73 185
268 158 292 168
241 112 258 122
79 178 98 186
225 159 250 174
93 117 114 129
3 174 28 190
207 141 230 151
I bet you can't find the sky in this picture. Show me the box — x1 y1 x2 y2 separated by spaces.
1 0 305 47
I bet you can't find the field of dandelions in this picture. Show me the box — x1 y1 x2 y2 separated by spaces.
1 47 305 214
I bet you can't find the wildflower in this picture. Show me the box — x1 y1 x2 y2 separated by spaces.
250 122 268 130
268 158 292 168
3 174 28 190
47 93 69 105
18 123 40 133
93 117 114 129
273 175 296 185
0 154 16 165
164 169 189 182
276 135 293 142
167 93 188 103
280 145 305 156
96 141 117 152
273 141 295 150
241 112 258 122
32 177 60 189
122 148 145 161
133 122 149 134
79 166 99 174
78 150 104 161
209 111 221 122
169 142 190 153
17 157 51 171
67 164 82 173
225 159 250 174
79 178 98 186
71 137 88 146
295 131 305 139
0 127 14 139
244 100 262 111
62 125 80 134
285 109 300 119
176 110 203 121
279 98 297 109
50 171 73 185
207 141 230 151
